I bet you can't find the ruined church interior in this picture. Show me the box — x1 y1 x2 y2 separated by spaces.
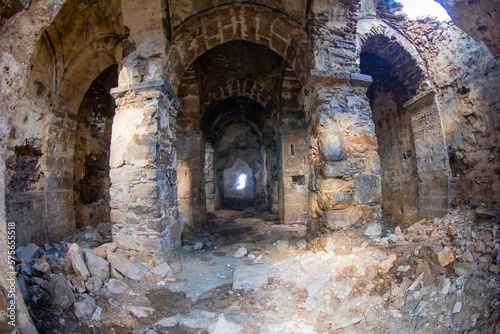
0 0 499 332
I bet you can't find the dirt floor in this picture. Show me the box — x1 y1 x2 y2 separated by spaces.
21 206 500 333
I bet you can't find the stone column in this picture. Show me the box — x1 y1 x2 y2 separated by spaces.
405 91 450 220
280 130 309 224
305 71 382 236
109 80 181 260
176 131 206 230
204 143 216 213
43 110 77 242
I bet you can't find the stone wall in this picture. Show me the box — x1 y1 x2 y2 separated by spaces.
390 17 500 207
279 130 309 224
371 88 418 225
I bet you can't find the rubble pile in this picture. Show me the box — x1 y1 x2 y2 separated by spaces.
12 207 500 333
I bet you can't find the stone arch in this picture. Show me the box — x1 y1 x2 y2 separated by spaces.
165 3 312 92
357 22 450 224
39 37 120 241
357 20 432 95
54 39 121 114
202 78 278 114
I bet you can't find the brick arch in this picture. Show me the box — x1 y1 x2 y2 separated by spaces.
202 78 278 113
357 21 431 95
166 3 312 92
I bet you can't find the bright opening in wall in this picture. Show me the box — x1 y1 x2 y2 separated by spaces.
398 0 450 20
236 174 247 190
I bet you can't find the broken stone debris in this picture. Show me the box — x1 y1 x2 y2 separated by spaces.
85 251 110 281
152 262 173 278
233 247 248 258
107 253 145 281
68 243 91 281
107 278 128 295
73 293 96 319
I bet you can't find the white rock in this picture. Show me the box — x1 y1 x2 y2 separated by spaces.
397 265 411 272
180 310 218 329
364 223 382 237
107 278 128 294
127 306 155 318
85 251 110 281
143 330 158 334
453 302 462 314
152 263 173 278
233 247 248 258
464 250 474 262
194 243 204 250
275 240 290 253
408 272 425 291
305 278 327 308
108 298 119 307
108 253 145 281
129 256 149 274
91 306 102 322
157 314 180 328
329 314 364 330
476 241 486 253
232 264 270 290
73 294 96 319
209 313 243 334
441 278 451 295
389 234 404 243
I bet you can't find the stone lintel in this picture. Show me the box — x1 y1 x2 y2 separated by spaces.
307 70 373 87
403 89 436 109
350 73 373 87
110 79 166 96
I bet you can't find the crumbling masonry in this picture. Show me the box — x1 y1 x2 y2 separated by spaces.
0 0 499 331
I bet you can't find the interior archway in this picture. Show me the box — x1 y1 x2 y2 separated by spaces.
360 34 450 225
73 64 118 229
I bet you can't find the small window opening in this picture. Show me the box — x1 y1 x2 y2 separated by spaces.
236 174 247 190
292 175 305 185
291 144 295 157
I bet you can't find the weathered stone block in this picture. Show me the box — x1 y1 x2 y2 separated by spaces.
318 178 351 192
325 206 364 230
325 205 381 230
354 174 381 204
319 192 352 210
321 160 364 178
110 165 143 184
130 182 157 198
319 131 347 161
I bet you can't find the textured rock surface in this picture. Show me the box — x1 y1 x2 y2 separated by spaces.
107 253 145 281
85 251 110 282
46 275 75 310
68 244 90 281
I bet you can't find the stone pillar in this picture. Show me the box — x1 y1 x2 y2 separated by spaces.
405 91 450 220
42 110 77 242
204 143 216 213
305 71 382 235
279 130 309 224
109 80 181 260
176 131 206 230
